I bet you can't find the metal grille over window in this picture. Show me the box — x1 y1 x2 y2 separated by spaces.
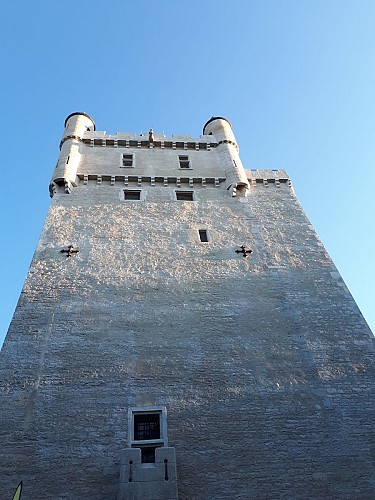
122 154 133 167
178 155 190 169
134 414 160 441
120 406 178 498
128 408 167 464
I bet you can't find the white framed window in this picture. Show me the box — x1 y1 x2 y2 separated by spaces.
121 153 134 168
128 407 168 463
178 155 191 169
176 191 194 201
124 190 141 200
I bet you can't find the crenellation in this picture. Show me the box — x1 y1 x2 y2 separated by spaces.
82 133 217 151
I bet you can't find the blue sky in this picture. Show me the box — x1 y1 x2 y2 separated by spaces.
1 0 374 346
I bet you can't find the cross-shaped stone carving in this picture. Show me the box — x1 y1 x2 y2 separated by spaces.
235 245 253 257
60 245 79 258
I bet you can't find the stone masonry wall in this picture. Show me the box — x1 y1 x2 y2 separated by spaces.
1 138 375 499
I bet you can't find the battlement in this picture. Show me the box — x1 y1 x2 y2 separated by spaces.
78 132 217 151
52 114 290 197
61 129 217 150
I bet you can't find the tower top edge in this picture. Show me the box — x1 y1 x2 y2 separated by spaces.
64 112 96 130
203 116 232 134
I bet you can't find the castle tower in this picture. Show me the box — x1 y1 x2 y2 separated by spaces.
1 113 375 499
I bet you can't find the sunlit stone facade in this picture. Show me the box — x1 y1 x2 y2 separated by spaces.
1 113 374 499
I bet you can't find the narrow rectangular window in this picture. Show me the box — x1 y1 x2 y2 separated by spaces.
128 407 167 464
178 155 190 169
199 229 208 242
66 156 70 164
134 413 160 441
124 190 141 200
176 191 193 201
122 154 133 167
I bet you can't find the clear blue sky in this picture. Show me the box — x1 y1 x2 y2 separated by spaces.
1 0 374 347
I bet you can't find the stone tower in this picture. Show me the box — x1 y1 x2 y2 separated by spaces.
1 113 375 499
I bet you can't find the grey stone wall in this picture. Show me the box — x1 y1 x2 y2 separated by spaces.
1 123 375 499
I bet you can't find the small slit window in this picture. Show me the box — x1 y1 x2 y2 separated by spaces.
178 155 190 169
124 190 141 200
176 191 193 201
122 154 134 167
199 229 208 242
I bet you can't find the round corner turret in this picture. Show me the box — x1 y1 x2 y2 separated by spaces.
64 112 96 131
202 116 237 148
61 112 96 145
203 116 232 136
203 116 249 194
53 112 95 193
